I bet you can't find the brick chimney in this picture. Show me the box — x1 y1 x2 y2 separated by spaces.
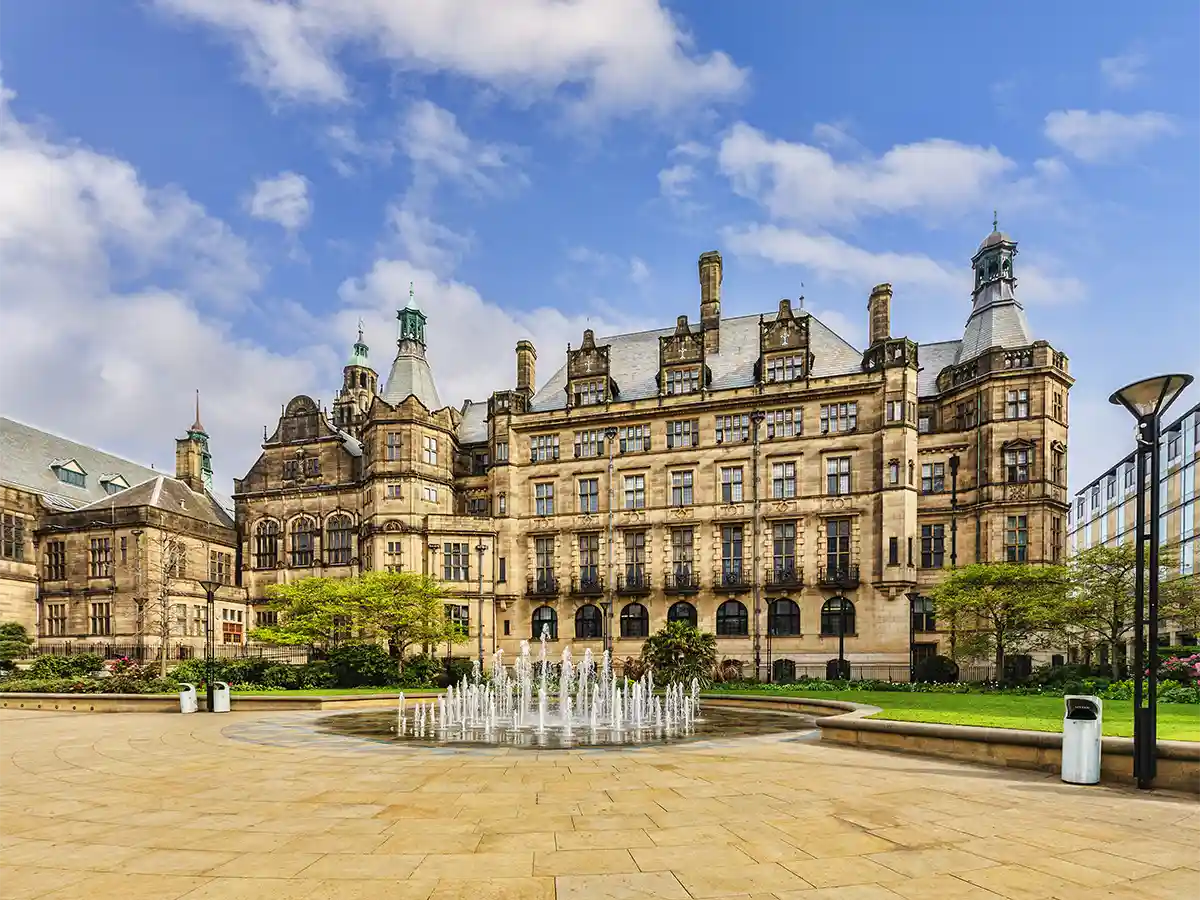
699 250 722 353
868 283 892 346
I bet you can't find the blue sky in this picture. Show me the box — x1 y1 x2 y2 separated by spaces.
1 0 1197 492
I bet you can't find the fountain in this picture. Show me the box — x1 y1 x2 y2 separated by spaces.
320 629 817 750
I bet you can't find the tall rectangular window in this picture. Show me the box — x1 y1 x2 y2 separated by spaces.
535 483 555 516
443 543 469 581
772 522 796 575
1051 517 1063 562
623 474 645 509
624 531 645 580
886 400 905 422
1052 448 1064 484
921 463 945 494
498 558 506 582
920 524 945 569
1005 515 1028 562
721 526 744 578
209 550 233 585
530 434 559 462
44 541 66 581
573 430 606 458
720 466 743 503
771 462 797 499
1006 389 1030 419
422 435 438 465
715 414 750 443
385 432 402 461
764 408 802 438
671 528 693 574
826 518 851 574
535 538 554 584
1052 392 1064 421
670 470 694 507
1 514 24 561
90 602 112 636
578 478 599 513
578 534 600 584
666 419 699 448
826 457 851 495
89 538 112 578
494 441 508 462
1005 448 1031 483
888 536 899 566
819 402 857 434
45 603 67 636
618 424 651 452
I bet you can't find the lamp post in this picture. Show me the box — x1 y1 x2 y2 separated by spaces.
750 409 765 681
836 595 848 680
475 540 487 670
198 579 221 712
604 426 618 656
948 454 960 568
906 591 920 681
1109 373 1193 790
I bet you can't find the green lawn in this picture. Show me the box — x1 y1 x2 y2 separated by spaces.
710 689 1200 741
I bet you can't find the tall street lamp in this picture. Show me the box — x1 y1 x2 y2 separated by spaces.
475 540 487 670
750 409 765 680
948 454 960 568
1109 372 1193 790
604 426 619 657
198 579 221 713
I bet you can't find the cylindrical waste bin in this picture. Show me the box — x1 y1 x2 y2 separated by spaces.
212 681 232 714
179 683 198 714
1061 695 1102 784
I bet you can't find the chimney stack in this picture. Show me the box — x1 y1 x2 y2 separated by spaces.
699 250 722 353
516 340 537 395
868 283 892 346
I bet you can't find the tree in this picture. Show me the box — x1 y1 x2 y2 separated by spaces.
253 572 466 676
640 621 717 686
929 562 1069 678
146 528 189 678
0 622 34 673
1162 573 1200 642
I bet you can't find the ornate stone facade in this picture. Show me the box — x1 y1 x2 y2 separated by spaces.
235 224 1072 678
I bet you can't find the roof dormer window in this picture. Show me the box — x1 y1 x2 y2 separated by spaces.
50 459 87 488
100 474 130 496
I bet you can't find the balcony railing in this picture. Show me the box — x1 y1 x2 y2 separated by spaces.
570 575 604 596
765 566 803 590
817 564 860 589
526 575 559 597
715 562 750 591
617 571 651 594
664 571 700 594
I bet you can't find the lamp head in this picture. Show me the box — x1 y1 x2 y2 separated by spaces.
1109 373 1193 421
198 579 222 597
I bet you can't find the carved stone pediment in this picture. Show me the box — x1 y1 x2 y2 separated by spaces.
760 299 810 354
568 329 611 379
716 503 746 518
659 316 705 367
863 338 918 373
621 510 648 524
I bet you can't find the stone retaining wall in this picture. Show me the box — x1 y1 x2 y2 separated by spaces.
0 692 440 713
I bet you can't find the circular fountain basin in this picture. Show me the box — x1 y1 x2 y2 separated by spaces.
317 702 816 750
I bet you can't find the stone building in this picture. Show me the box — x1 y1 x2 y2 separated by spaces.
0 408 241 656
1067 400 1199 657
236 222 1072 679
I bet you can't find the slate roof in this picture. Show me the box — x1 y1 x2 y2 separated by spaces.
530 312 864 413
382 339 443 411
917 340 962 398
74 475 235 530
457 400 489 444
0 417 162 511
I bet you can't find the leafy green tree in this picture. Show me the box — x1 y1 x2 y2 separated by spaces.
929 562 1069 677
0 622 34 673
640 622 717 686
1162 573 1200 641
252 576 354 647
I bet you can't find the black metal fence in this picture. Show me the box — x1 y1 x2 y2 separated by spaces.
24 643 314 664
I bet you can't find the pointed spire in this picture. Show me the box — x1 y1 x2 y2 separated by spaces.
191 389 206 434
357 316 364 343
406 281 418 310
992 209 999 232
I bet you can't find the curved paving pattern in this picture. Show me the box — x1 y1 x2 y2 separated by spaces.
1 708 1197 900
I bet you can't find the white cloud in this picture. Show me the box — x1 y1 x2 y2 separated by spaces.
1017 263 1086 306
629 256 650 285
247 171 311 230
565 246 653 287
401 100 522 200
1043 109 1177 163
657 162 697 199
1100 49 1148 90
385 206 472 274
718 122 1015 226
154 0 746 120
810 121 857 151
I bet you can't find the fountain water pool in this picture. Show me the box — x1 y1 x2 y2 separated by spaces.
317 632 817 750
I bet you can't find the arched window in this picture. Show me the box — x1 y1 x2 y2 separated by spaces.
716 600 748 636
532 605 558 640
820 597 855 636
290 517 316 568
773 658 796 683
575 604 603 640
358 372 366 389
620 603 650 639
254 520 279 569
668 601 697 628
325 514 354 566
768 598 800 636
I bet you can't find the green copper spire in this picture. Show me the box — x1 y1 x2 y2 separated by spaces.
188 390 214 493
349 318 370 366
397 281 427 346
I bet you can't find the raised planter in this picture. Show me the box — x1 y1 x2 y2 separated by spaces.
702 693 1200 794
0 691 441 713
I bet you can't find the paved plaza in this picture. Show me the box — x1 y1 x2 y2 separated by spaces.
1 708 1197 900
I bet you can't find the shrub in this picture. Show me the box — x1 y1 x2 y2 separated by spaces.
0 676 179 694
912 655 959 684
443 657 474 687
399 654 441 688
28 653 104 679
1160 654 1200 685
640 622 717 687
711 658 746 683
326 642 396 687
0 623 34 672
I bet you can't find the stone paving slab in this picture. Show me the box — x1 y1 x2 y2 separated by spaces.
1 708 1198 900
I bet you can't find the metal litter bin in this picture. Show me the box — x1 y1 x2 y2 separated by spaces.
179 683 198 714
1061 695 1102 784
212 681 231 714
